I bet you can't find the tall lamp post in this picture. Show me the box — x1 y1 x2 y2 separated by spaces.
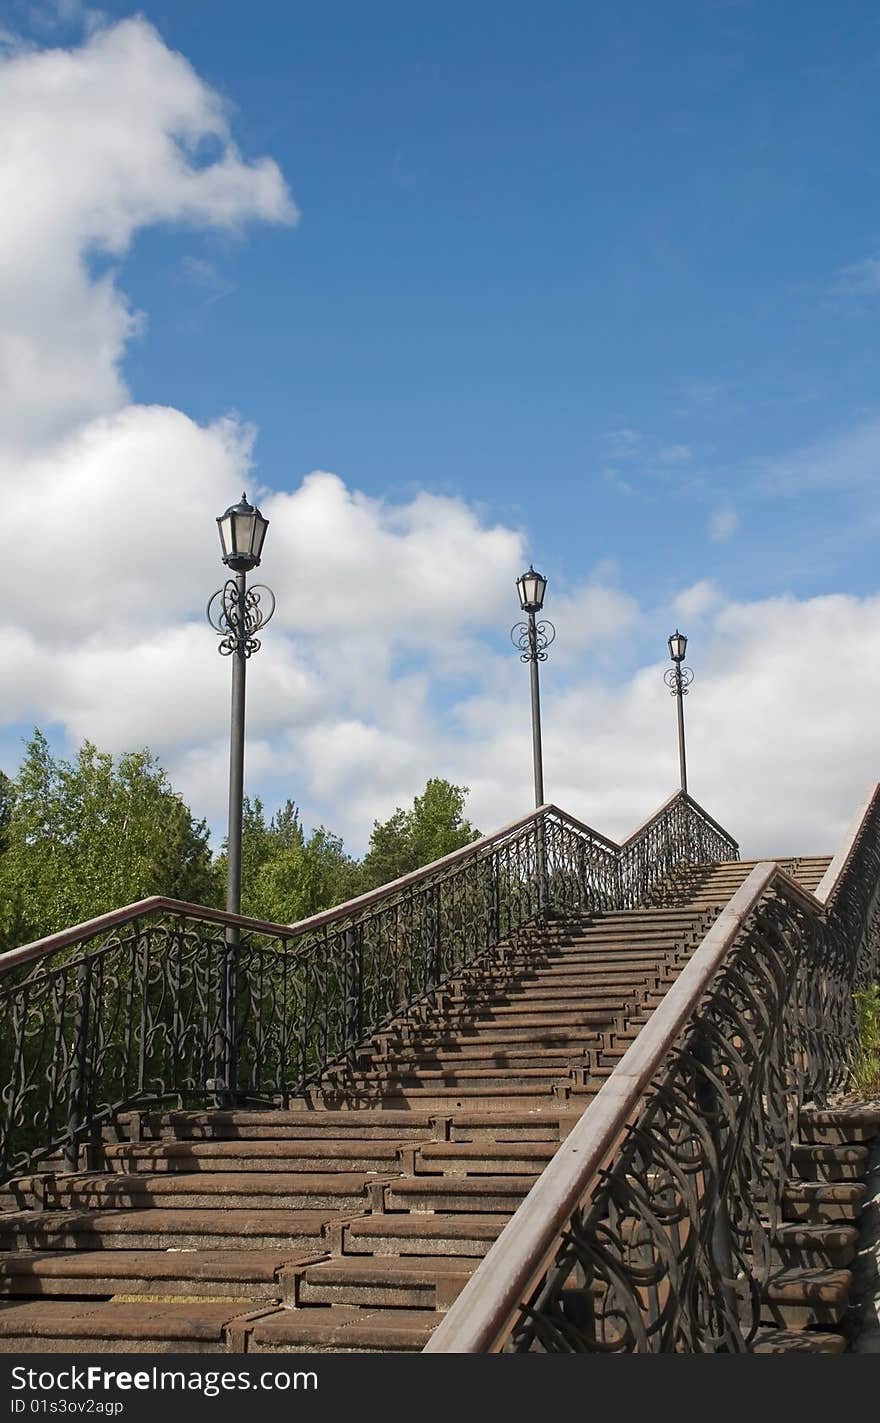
511 566 555 808
664 629 693 795
207 493 275 1093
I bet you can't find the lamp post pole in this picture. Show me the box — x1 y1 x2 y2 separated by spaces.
511 566 555 808
225 568 247 918
207 494 275 1095
664 629 693 795
526 611 545 807
512 566 555 917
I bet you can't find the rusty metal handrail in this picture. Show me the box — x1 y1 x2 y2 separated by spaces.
425 783 880 1353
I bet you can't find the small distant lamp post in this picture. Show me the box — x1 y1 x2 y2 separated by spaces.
511 566 555 807
664 629 693 795
208 493 275 918
207 493 275 1094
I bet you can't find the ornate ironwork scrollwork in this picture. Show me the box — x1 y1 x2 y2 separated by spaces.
664 664 694 697
206 580 276 658
510 619 556 663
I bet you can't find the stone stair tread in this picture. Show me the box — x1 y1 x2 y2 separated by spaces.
35 1171 374 1193
390 1173 535 1193
800 1104 880 1126
773 1222 860 1247
418 1142 554 1162
750 1327 846 1354
0 1249 317 1283
104 1140 402 1159
791 1144 869 1162
763 1267 851 1303
302 1255 474 1285
784 1181 866 1203
0 1207 346 1234
0 1299 258 1342
246 1305 441 1351
345 1213 504 1242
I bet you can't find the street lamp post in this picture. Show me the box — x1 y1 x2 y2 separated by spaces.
207 493 275 1094
664 629 693 795
511 566 555 808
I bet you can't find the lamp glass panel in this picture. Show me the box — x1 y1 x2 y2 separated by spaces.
218 512 234 559
232 511 256 555
251 513 269 560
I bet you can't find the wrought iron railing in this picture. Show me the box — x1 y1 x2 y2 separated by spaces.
426 783 880 1354
617 791 737 908
0 790 736 1183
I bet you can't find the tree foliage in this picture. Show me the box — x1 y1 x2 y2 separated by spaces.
0 733 480 951
0 731 217 949
361 778 480 889
214 796 364 925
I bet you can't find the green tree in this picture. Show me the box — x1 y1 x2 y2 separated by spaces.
216 796 362 924
250 825 363 924
0 730 217 948
361 778 480 889
0 770 12 855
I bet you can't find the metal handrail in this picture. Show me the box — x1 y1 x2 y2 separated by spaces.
619 789 737 852
426 783 880 1353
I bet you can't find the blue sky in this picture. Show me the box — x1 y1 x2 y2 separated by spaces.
1 0 880 858
115 0 880 604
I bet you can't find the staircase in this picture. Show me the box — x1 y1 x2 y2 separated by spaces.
2 850 871 1355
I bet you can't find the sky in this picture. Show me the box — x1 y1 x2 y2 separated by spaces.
1 0 880 862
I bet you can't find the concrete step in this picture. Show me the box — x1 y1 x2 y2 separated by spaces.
782 1181 867 1223
362 1046 587 1070
4 1172 376 1214
456 982 657 1003
445 1110 579 1141
331 1069 568 1092
102 1140 405 1173
0 1299 265 1353
340 1212 505 1257
0 1209 342 1253
770 1222 860 1269
759 1267 851 1330
315 1086 565 1111
398 1025 605 1048
110 1110 437 1142
451 1002 639 1024
437 1009 626 1031
293 1254 475 1310
750 1327 846 1354
413 1141 556 1175
382 1173 534 1213
798 1105 880 1145
244 1305 441 1354
790 1143 870 1182
0 1249 316 1301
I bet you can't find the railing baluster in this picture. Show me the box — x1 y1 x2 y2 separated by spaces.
64 959 91 1174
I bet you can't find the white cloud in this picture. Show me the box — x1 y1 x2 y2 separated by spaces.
832 252 880 297
673 580 722 620
757 417 880 495
658 443 693 465
0 16 295 451
709 505 739 541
